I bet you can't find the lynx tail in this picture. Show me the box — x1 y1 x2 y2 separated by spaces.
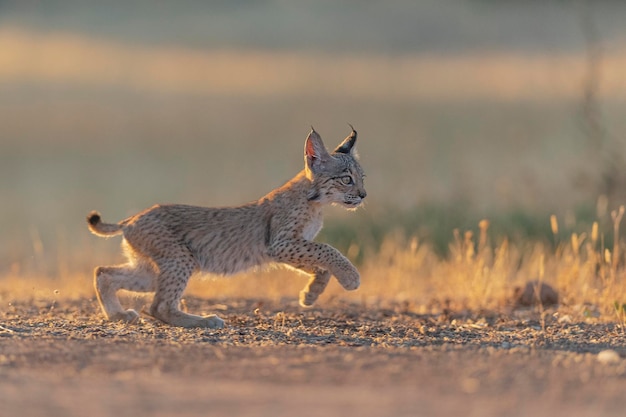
86 211 123 237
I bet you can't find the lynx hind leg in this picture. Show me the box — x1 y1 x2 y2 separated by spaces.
149 256 225 329
94 264 156 323
299 269 331 307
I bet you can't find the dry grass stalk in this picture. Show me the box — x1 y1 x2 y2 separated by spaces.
2 215 626 323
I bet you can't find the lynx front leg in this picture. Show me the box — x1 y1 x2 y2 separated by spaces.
269 239 360 292
299 268 331 307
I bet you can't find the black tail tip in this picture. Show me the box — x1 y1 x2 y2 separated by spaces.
87 211 101 226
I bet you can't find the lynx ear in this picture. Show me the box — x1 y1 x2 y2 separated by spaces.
304 127 330 173
333 125 357 154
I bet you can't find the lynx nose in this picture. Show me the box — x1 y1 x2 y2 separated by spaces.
359 190 367 199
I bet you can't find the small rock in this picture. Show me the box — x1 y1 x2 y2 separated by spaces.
513 281 559 307
597 349 621 365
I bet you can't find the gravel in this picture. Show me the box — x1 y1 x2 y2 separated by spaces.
1 296 626 417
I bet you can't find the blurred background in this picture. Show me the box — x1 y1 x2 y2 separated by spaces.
2 0 626 280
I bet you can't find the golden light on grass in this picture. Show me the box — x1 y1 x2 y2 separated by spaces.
571 233 581 255
3 215 626 322
591 221 599 245
550 214 559 236
611 206 625 271
196 215 626 320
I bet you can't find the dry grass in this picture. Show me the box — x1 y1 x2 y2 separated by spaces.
356 213 626 321
4 207 626 325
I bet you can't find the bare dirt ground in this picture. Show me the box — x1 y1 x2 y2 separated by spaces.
2 296 626 417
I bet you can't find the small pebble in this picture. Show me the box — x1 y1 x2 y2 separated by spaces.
597 349 621 365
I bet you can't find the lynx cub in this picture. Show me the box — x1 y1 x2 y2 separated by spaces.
87 127 366 328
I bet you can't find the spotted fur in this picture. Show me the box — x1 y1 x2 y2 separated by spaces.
87 127 366 328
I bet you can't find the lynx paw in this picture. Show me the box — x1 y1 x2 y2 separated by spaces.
109 309 140 323
337 269 360 291
170 313 225 329
299 289 320 307
197 315 225 329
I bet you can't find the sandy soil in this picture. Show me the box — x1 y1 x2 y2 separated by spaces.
1 296 626 417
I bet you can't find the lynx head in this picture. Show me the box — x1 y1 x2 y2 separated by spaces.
304 126 367 209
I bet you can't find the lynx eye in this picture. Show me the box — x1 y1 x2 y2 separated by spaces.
340 175 353 185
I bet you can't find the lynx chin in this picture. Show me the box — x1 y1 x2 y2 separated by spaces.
87 127 366 328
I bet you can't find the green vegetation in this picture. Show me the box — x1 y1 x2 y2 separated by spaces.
322 203 601 259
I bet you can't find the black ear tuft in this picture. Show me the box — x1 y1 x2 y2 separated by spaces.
334 125 357 154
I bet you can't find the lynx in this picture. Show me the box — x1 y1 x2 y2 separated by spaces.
87 127 366 328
